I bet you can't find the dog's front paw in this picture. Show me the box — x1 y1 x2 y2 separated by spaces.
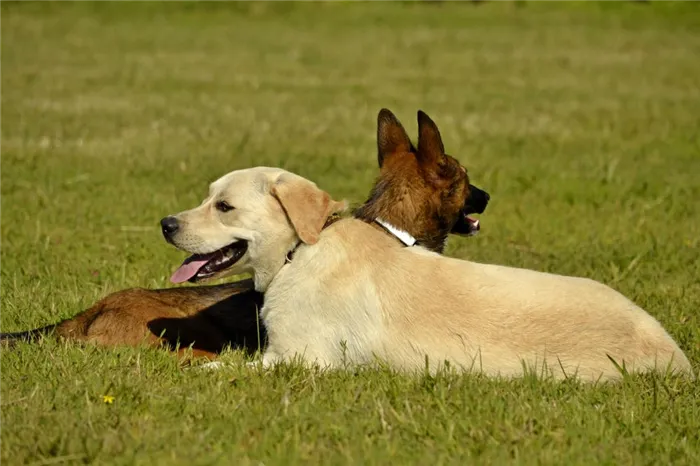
195 361 228 371
261 351 282 368
245 360 261 369
242 357 274 371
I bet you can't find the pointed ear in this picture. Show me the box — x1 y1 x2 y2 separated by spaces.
377 108 412 168
417 110 446 166
271 174 347 245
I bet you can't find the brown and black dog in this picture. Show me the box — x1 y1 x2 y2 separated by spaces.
1 109 489 360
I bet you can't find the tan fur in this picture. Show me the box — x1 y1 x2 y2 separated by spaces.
166 167 348 291
271 173 347 245
174 165 691 381
265 220 692 380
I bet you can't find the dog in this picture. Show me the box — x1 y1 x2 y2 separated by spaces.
164 111 692 381
1 109 489 361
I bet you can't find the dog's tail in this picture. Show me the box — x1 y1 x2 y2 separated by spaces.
0 325 58 346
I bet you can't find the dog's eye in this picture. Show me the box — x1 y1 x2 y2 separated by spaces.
215 201 235 213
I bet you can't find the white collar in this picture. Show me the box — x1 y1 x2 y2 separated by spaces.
374 217 417 247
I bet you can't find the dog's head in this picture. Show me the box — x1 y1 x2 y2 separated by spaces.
161 167 346 289
354 109 489 253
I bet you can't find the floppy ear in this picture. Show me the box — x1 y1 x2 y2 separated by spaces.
377 108 412 168
271 174 346 245
416 110 446 167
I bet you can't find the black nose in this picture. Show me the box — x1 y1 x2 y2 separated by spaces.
160 216 179 237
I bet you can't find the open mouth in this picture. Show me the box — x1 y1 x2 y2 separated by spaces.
452 184 489 236
452 212 481 237
464 215 480 236
170 240 248 284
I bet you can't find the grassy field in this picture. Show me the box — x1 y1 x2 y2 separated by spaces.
2 1 700 464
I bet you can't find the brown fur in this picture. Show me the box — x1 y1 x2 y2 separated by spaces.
1 109 484 361
354 110 471 253
2 280 263 361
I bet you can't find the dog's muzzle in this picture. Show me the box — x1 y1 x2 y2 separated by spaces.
451 184 490 236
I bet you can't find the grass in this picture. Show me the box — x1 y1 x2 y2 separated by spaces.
2 1 699 464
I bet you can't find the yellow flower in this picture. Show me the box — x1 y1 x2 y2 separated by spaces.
102 395 115 404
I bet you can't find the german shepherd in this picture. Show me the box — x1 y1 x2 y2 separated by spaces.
1 109 489 360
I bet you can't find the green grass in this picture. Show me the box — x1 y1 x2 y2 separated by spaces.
2 1 700 464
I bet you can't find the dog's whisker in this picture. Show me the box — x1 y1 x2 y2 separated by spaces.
120 226 157 232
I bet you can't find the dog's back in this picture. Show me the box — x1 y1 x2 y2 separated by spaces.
377 250 692 380
263 217 691 381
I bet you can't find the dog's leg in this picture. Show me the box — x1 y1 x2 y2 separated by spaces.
261 350 282 368
176 347 218 362
195 361 228 371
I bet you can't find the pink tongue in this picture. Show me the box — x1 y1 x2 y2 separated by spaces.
170 258 210 283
